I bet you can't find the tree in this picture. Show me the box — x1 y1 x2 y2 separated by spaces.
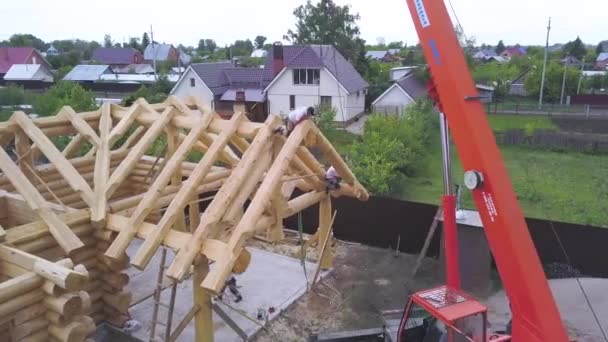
205 39 217 53
103 34 113 48
285 0 369 76
128 37 140 51
7 34 46 50
230 39 254 57
496 40 506 54
84 41 101 60
524 61 581 102
596 42 605 55
387 41 404 49
563 37 587 60
33 81 96 116
254 36 267 49
142 32 150 50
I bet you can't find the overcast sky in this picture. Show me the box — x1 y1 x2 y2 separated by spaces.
1 0 605 47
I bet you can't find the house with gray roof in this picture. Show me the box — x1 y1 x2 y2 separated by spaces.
144 43 179 64
63 65 112 82
372 73 427 114
171 44 369 123
92 48 143 67
596 52 608 70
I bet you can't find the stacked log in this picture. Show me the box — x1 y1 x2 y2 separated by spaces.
91 230 132 327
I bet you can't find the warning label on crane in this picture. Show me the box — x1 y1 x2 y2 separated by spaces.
482 191 498 222
414 0 431 28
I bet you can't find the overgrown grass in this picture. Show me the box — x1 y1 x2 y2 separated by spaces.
487 114 558 132
396 133 608 227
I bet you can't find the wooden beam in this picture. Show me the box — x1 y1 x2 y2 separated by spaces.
15 128 34 178
4 210 89 246
13 111 96 208
105 113 212 261
92 103 112 226
0 272 42 303
318 195 334 269
0 109 100 134
132 112 244 269
0 148 84 254
165 123 186 231
105 214 250 269
0 245 87 291
202 119 312 293
166 114 281 281
105 107 176 198
60 106 100 147
108 101 142 145
193 259 213 342
119 125 145 150
61 134 85 159
310 125 369 200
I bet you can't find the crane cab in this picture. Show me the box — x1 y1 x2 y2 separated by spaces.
399 286 510 342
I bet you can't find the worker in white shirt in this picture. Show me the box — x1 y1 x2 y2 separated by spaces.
325 166 342 193
275 106 315 136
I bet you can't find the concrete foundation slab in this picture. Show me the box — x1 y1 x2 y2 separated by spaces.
124 240 327 342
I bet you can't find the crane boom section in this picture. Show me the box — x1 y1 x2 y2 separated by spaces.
403 1 569 341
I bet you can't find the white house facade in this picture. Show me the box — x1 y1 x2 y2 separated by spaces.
171 67 215 109
265 67 365 122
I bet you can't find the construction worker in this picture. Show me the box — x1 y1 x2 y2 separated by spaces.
218 276 243 303
325 166 342 193
275 106 315 136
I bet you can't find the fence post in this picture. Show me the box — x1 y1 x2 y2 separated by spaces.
586 104 590 120
515 103 519 115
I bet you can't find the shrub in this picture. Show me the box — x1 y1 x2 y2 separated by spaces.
0 85 28 106
347 100 436 195
33 81 96 116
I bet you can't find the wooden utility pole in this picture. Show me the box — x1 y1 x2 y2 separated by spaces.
538 17 551 109
193 258 213 342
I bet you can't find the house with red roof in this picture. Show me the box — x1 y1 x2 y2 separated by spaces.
0 47 50 81
500 47 527 60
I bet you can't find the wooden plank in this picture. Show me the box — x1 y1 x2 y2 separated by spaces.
15 128 34 179
202 119 312 293
108 101 141 145
0 246 87 291
133 112 245 270
166 113 278 281
0 148 84 254
0 224 4 242
105 113 212 261
105 107 176 198
282 191 326 217
119 125 145 150
61 134 85 158
0 272 43 303
92 103 112 225
318 196 334 269
14 111 96 208
60 106 100 147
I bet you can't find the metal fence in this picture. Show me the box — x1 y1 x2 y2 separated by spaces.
486 102 608 118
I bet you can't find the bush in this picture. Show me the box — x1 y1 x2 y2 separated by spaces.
0 85 28 106
33 81 96 116
122 74 172 105
348 100 436 195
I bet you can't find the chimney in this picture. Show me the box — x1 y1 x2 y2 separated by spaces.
233 89 246 114
272 42 284 77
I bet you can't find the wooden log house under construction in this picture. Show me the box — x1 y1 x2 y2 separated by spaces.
0 95 368 341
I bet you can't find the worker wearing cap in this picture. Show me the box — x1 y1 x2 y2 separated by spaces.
275 106 315 136
325 166 342 193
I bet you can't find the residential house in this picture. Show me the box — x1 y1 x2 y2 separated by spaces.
388 48 401 56
144 43 180 64
389 66 417 81
475 84 495 103
170 67 186 75
548 43 564 53
97 74 179 84
46 45 60 56
485 56 507 63
0 47 49 80
508 65 534 96
251 49 268 58
3 64 53 83
171 44 369 123
372 73 426 114
500 47 526 60
264 44 368 122
63 65 113 82
562 56 581 67
595 53 608 70
179 50 191 66
366 50 397 62
473 49 497 61
92 48 143 67
112 64 155 75
171 61 268 121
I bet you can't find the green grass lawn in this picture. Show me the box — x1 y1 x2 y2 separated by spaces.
397 134 608 227
486 114 558 132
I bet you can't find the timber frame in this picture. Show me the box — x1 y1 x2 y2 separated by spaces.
0 96 368 341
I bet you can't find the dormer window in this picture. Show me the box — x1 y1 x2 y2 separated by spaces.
293 69 320 85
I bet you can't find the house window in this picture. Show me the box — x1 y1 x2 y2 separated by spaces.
320 96 332 108
293 69 320 85
356 91 360 98
289 95 296 110
190 78 195 87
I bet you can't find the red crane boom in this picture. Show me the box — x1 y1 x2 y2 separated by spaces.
401 1 570 341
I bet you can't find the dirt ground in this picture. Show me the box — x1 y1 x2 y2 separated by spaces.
249 239 443 342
